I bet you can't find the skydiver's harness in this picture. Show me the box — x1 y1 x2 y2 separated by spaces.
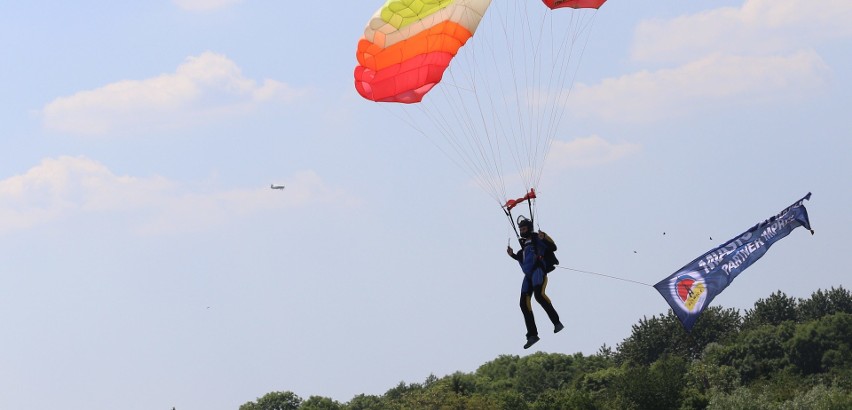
503 188 559 272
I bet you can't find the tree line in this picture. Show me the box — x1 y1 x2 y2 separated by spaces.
241 286 852 410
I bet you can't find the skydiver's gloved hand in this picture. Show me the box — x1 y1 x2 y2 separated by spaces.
506 246 514 256
538 231 546 240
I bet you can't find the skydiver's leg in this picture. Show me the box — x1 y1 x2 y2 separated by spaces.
520 291 538 339
520 275 538 340
533 274 563 330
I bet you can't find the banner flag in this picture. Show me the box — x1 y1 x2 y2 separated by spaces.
654 193 813 331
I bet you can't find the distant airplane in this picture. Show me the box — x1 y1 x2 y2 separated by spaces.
270 184 285 190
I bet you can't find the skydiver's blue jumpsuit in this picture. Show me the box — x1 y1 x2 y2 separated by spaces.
510 236 561 339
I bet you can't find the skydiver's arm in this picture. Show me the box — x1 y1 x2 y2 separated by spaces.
507 246 522 261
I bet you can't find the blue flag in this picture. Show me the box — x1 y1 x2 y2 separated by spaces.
654 193 814 331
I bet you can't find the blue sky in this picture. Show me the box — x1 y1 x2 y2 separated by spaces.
1 1 850 409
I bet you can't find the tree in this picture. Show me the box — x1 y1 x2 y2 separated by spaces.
342 394 384 410
613 355 689 410
722 322 796 382
742 291 798 329
615 312 679 366
239 391 302 410
514 352 578 400
475 354 519 392
788 312 852 374
301 396 342 410
616 307 740 366
798 286 852 322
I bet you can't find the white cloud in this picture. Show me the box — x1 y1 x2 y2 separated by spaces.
0 157 358 235
547 135 640 169
173 0 244 12
632 0 852 64
567 51 829 123
561 0 842 124
42 52 305 136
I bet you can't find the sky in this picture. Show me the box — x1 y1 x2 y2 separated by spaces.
1 0 850 409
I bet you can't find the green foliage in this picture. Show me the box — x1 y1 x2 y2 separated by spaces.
685 350 741 393
475 354 519 392
782 384 852 410
787 312 852 374
514 352 577 399
616 306 740 366
239 391 302 410
612 355 689 410
341 394 383 410
742 291 798 330
706 386 774 410
239 286 849 410
528 388 594 410
493 390 528 410
576 365 624 396
300 396 341 410
707 383 852 410
798 286 852 322
708 322 796 383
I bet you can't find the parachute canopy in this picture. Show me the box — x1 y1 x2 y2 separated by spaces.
354 0 491 103
354 1 606 207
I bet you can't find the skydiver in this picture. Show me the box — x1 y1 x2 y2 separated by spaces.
506 217 564 349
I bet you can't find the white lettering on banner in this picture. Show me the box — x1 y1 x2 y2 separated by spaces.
721 238 766 274
699 231 753 275
695 199 806 276
761 215 795 241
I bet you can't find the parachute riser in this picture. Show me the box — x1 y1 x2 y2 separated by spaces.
503 188 538 247
503 206 525 247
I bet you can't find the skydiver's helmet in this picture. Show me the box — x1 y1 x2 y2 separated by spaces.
517 216 534 238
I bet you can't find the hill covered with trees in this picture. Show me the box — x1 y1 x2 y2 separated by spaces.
240 286 852 410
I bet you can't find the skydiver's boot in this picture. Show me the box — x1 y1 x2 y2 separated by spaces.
554 322 565 334
520 293 539 349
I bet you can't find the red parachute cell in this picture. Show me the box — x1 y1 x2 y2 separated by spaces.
542 0 607 10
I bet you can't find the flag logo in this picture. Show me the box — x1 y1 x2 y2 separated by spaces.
673 273 707 312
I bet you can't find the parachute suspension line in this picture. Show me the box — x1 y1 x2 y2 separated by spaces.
413 8 510 207
492 1 529 196
436 67 503 203
539 12 569 188
533 9 580 189
365 3 602 210
528 195 536 228
540 10 601 188
497 2 532 201
422 99 504 206
555 266 653 288
524 1 543 191
527 6 555 192
465 27 510 204
380 102 504 206
416 5 521 206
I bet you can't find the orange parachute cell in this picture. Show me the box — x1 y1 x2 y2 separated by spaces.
354 0 490 104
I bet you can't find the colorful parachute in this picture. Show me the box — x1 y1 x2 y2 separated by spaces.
354 1 606 206
355 1 491 103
